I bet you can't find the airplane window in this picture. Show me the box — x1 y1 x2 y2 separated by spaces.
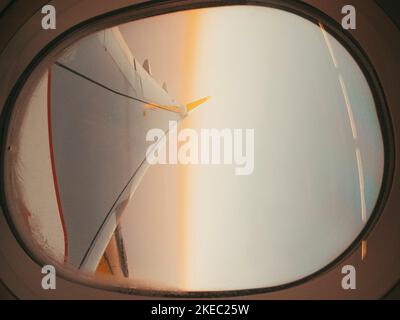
4 5 385 293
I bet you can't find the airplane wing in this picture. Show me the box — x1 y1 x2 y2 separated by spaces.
48 27 205 271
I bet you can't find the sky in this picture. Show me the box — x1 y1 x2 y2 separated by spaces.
116 5 384 291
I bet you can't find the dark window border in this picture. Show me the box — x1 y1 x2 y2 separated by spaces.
0 0 395 298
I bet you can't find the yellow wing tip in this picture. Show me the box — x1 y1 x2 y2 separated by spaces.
186 96 211 112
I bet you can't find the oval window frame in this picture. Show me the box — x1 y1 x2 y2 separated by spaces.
0 0 395 298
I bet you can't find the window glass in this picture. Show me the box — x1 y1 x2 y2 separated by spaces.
5 5 384 292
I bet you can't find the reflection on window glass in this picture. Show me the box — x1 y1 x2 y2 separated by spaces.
5 5 384 292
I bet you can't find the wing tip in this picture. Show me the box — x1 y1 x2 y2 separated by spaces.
186 96 211 112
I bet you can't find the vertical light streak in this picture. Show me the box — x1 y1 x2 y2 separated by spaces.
361 240 367 260
319 22 339 69
356 147 367 223
339 74 358 140
339 73 365 224
178 10 201 290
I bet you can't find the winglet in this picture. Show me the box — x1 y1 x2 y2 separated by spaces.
185 96 211 112
143 96 210 116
